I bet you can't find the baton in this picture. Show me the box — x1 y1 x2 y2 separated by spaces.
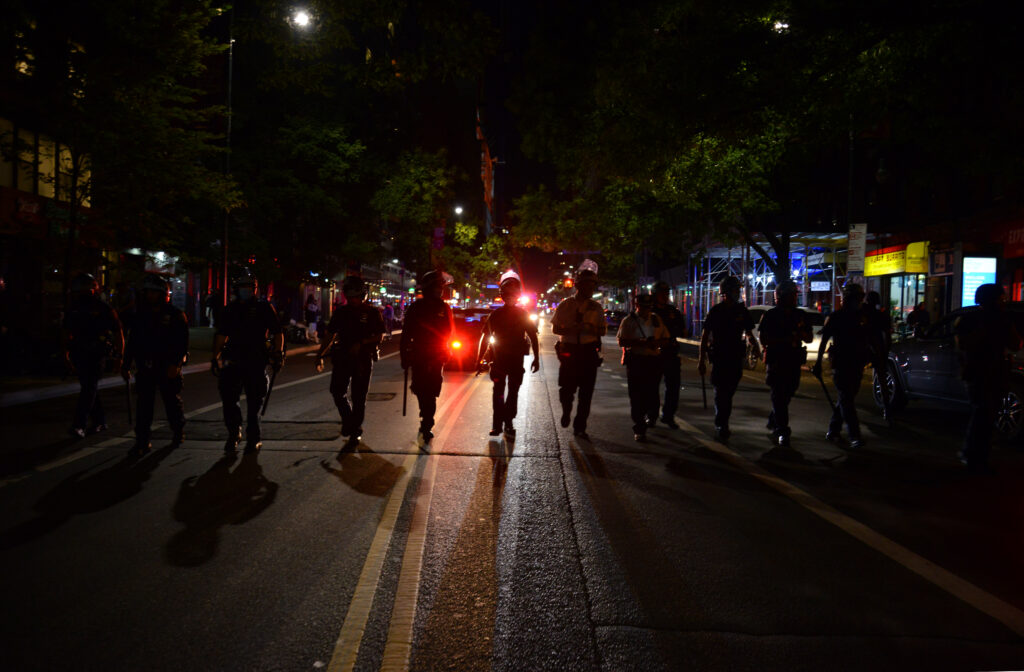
125 377 132 424
700 371 708 409
260 366 279 417
403 366 408 416
813 367 835 409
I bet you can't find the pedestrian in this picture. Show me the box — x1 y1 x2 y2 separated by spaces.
61 273 124 438
757 280 813 447
551 259 606 440
954 283 1022 473
813 282 870 449
862 290 894 423
652 281 687 428
204 290 221 329
211 268 284 454
315 276 385 444
304 293 320 344
382 303 395 340
121 274 189 455
476 270 540 439
400 270 455 446
698 276 759 441
907 302 930 337
617 293 671 441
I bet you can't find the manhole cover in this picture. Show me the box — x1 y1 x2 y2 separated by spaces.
366 393 396 401
152 420 340 441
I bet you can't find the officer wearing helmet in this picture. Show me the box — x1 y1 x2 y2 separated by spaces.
813 281 870 448
862 290 893 423
757 280 813 447
211 267 284 453
698 276 759 440
121 274 189 455
652 281 688 428
476 270 540 439
315 276 385 444
61 272 124 438
954 283 1022 473
400 269 455 445
551 259 606 440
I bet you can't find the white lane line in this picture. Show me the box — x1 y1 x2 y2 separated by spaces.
675 416 1024 638
379 374 486 671
327 371 482 672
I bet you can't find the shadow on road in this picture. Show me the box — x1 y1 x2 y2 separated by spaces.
0 443 178 550
165 452 278 567
319 441 404 497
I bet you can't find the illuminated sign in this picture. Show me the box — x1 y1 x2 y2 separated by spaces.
906 241 929 273
810 281 831 292
864 245 906 276
962 257 997 306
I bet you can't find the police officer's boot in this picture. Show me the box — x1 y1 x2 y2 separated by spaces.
244 434 262 454
171 426 185 447
224 427 242 454
128 440 152 457
503 421 516 440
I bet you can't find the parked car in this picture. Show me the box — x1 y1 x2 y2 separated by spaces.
873 303 1024 441
605 309 627 331
446 308 492 370
745 305 826 370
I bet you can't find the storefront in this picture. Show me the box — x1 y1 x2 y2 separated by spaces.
864 241 930 333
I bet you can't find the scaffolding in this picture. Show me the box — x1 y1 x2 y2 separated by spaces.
680 233 853 335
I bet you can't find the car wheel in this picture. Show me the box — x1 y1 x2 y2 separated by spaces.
744 344 759 370
994 381 1024 442
872 361 906 411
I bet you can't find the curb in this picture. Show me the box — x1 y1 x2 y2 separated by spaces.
0 344 320 408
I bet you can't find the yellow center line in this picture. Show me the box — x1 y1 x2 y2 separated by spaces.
674 415 1024 638
327 371 483 672
379 374 486 672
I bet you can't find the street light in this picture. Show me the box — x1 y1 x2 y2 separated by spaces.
291 9 312 28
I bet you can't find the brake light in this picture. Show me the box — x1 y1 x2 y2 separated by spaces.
451 340 463 349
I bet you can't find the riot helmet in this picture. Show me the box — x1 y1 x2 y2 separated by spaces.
499 270 522 301
974 283 1004 308
230 266 257 300
342 275 366 300
71 272 98 295
141 274 171 303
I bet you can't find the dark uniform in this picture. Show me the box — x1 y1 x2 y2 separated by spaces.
758 305 812 445
325 302 385 438
63 282 122 435
215 296 282 450
481 303 538 436
816 296 870 446
123 299 189 449
401 295 454 442
702 301 755 434
955 284 1021 472
652 294 687 426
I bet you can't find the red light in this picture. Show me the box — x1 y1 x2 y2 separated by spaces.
564 278 574 288
451 340 463 349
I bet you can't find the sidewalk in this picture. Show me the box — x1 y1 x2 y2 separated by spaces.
0 327 320 408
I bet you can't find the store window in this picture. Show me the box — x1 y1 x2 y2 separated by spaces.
890 274 927 335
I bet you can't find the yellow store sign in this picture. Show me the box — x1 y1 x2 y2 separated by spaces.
864 241 929 276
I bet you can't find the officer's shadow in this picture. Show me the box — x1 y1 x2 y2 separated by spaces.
319 440 405 497
488 435 514 490
164 452 278 567
0 443 178 550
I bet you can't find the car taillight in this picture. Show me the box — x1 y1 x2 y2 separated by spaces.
451 340 462 349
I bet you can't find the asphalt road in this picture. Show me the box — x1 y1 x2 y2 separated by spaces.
1 332 1023 671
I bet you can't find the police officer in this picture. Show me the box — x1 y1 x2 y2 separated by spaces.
315 276 385 444
400 270 455 445
813 281 869 448
62 273 124 438
477 270 540 439
652 281 687 428
551 259 606 440
121 274 189 455
617 293 671 441
863 290 893 423
698 276 758 441
211 268 284 453
757 280 813 447
954 283 1022 473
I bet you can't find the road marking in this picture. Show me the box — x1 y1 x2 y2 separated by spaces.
675 416 1024 638
327 371 483 672
380 374 485 671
